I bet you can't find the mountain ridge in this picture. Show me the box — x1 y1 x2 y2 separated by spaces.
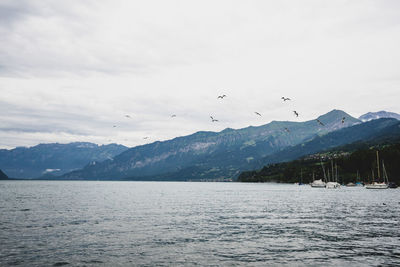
60 110 360 180
6 110 397 181
0 142 128 178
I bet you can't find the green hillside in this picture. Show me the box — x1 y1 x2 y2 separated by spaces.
238 140 400 184
252 118 400 169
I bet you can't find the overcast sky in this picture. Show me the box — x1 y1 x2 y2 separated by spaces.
1 0 399 149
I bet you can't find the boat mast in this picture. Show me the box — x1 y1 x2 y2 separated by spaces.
335 163 338 183
300 168 303 184
376 151 380 181
382 160 389 184
320 159 327 183
372 168 375 182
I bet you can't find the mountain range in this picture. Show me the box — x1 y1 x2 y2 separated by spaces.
61 110 360 180
0 142 128 178
1 110 399 181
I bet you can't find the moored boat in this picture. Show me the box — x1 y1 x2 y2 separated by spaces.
325 160 340 189
365 151 389 190
365 182 389 189
326 181 340 189
310 168 326 188
311 179 326 188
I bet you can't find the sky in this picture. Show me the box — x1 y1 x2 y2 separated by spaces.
1 0 400 149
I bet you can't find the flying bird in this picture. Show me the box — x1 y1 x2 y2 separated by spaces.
217 94 227 99
255 112 262 116
143 137 149 139
342 117 346 124
293 111 299 117
171 114 177 118
113 125 117 128
281 97 291 101
125 115 132 119
210 116 219 122
316 119 325 126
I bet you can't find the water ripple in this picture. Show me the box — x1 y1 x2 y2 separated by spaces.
0 181 399 266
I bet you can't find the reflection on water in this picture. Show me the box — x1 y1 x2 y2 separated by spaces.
1 181 399 266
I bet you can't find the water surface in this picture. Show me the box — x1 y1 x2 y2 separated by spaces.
1 181 399 266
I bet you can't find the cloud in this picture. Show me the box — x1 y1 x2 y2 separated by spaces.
0 0 400 148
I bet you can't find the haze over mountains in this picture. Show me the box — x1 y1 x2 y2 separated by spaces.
1 110 399 180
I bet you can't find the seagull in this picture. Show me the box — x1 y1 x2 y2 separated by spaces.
113 125 117 128
210 116 219 122
316 119 325 126
293 111 299 117
125 115 132 119
171 114 177 118
143 137 149 140
281 97 291 101
284 128 290 133
217 94 227 99
342 117 346 124
255 112 262 116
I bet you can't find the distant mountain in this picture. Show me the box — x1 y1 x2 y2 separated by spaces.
253 118 400 168
61 110 360 181
0 169 9 180
0 142 128 179
359 111 400 122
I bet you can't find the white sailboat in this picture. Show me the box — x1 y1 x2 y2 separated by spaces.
365 151 388 189
311 179 326 187
311 161 326 188
326 161 340 189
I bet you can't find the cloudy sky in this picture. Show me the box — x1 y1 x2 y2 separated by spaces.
1 0 399 149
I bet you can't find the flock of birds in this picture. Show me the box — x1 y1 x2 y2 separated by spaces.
112 94 347 141
210 95 346 126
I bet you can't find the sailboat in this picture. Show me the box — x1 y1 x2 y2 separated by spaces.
365 151 389 189
326 161 340 189
311 161 326 188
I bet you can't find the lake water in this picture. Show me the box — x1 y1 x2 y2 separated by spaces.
0 181 399 266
